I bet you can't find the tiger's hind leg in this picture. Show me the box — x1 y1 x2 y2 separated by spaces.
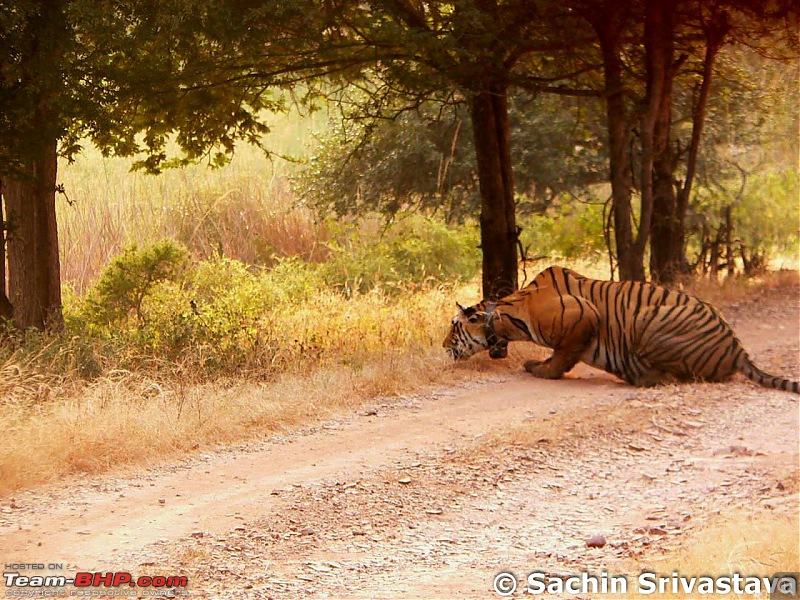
632 304 739 384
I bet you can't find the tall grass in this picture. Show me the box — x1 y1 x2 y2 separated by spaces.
57 144 329 292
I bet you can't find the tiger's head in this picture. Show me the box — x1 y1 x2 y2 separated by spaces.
442 302 508 361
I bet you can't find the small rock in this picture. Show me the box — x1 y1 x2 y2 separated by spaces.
398 476 412 485
586 534 606 548
158 499 166 506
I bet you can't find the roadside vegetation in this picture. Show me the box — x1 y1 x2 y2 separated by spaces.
0 21 797 494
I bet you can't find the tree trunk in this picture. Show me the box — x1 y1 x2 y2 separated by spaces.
709 224 724 280
0 181 12 321
469 80 518 299
4 137 63 330
594 9 638 281
648 0 678 283
699 221 710 276
649 142 678 281
634 0 673 282
740 245 753 276
1 0 67 330
674 14 728 277
724 204 735 278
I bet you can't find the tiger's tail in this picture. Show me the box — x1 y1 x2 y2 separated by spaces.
737 353 800 394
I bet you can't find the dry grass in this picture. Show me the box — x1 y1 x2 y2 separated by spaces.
0 348 478 493
620 511 799 599
0 278 486 494
57 145 327 292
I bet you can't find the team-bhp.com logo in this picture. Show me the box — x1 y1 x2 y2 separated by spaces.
4 571 189 589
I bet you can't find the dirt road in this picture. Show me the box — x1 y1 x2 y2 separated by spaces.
1 286 798 598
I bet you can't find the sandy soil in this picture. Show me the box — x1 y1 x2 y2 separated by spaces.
1 286 798 599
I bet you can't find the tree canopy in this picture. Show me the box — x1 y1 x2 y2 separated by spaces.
0 0 797 330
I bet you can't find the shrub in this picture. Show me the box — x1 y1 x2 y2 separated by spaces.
84 240 189 327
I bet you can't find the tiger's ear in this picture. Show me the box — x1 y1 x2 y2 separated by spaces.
456 302 467 316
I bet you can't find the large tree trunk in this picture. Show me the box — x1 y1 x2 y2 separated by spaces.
1 0 67 330
649 134 678 281
634 0 673 282
4 136 63 330
469 80 518 299
594 8 638 281
648 0 678 283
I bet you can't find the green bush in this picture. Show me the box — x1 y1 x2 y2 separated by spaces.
84 240 189 327
60 215 480 377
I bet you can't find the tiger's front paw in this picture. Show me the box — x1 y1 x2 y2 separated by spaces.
489 342 508 359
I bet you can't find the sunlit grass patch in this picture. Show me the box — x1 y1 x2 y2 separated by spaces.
0 344 467 494
621 511 799 600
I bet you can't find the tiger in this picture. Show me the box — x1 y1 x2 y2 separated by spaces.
443 265 799 393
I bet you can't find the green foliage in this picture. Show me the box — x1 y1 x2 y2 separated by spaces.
318 215 480 294
518 200 607 260
295 105 478 220
688 167 799 271
681 48 800 274
294 94 609 221
60 215 479 377
733 170 799 259
85 240 188 326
